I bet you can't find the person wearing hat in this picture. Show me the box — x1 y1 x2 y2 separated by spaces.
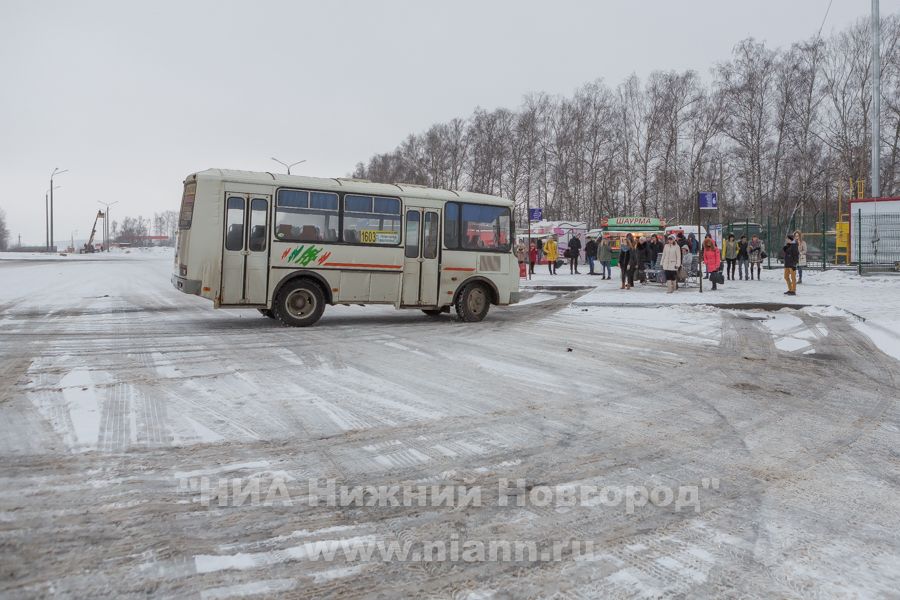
724 234 738 280
584 236 598 275
661 234 683 293
783 234 799 295
687 232 698 254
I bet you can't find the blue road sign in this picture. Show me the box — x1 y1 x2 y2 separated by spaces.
528 208 543 221
698 191 718 210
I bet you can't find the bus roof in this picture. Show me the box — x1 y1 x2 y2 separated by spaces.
188 169 513 207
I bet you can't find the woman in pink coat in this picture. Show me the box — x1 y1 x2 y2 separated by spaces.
702 237 722 290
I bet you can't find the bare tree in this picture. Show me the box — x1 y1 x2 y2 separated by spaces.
0 208 9 251
352 18 900 229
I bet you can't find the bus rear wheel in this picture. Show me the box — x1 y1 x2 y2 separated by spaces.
455 283 491 322
274 279 326 327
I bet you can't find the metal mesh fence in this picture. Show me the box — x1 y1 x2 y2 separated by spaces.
716 216 839 271
699 213 899 273
855 212 900 273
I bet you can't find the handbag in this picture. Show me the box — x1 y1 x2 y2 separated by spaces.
761 251 768 259
711 271 725 285
676 266 687 282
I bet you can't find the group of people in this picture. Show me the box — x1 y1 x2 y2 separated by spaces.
701 232 768 290
615 232 688 293
516 228 807 295
519 235 587 276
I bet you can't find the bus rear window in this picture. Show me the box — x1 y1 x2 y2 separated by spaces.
179 182 196 229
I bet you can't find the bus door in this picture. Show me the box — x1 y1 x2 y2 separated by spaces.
401 208 440 306
221 193 270 305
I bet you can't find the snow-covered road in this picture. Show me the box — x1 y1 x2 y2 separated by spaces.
1 251 899 598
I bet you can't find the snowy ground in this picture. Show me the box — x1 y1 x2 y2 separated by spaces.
1 251 899 598
524 266 900 360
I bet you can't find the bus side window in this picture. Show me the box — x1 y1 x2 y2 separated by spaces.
343 195 401 245
275 189 338 243
423 212 438 259
444 202 460 249
225 197 245 251
405 211 420 258
248 198 267 252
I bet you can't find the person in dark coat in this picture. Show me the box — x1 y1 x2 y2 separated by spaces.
736 235 749 280
783 234 799 295
619 234 634 289
633 236 650 284
567 234 582 274
646 234 661 267
687 232 698 254
584 236 598 275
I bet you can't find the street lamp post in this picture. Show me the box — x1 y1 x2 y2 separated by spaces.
98 201 119 251
45 185 61 250
49 168 68 250
270 157 306 175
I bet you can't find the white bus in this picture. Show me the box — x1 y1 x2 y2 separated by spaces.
172 169 520 326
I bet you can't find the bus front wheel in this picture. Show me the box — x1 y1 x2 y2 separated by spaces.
274 279 326 327
455 283 490 322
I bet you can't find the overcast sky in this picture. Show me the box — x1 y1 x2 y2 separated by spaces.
1 0 896 245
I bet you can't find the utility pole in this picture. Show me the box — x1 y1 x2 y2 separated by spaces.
872 0 881 198
49 168 68 250
98 201 118 251
45 185 61 251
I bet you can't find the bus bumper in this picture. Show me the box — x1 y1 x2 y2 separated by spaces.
171 274 202 295
509 291 520 304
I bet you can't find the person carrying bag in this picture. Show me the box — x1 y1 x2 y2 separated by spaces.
702 237 723 290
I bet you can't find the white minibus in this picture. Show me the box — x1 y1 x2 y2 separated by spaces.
172 169 519 326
